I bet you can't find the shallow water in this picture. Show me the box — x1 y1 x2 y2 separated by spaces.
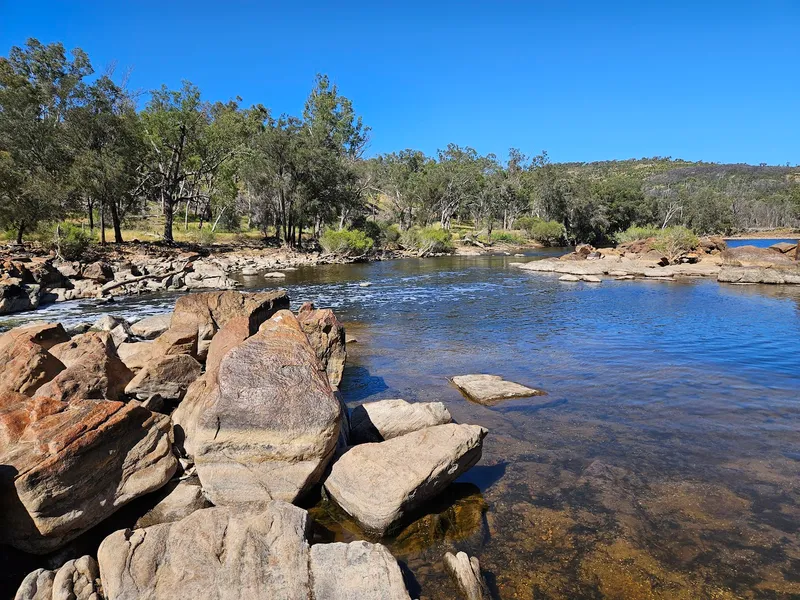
3 252 800 599
724 237 798 249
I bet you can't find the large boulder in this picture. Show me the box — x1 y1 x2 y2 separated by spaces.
97 502 410 600
35 331 133 401
0 396 177 553
124 354 202 402
310 541 411 600
324 423 487 534
131 313 172 339
15 555 101 600
0 281 40 315
194 310 342 505
0 324 67 396
349 399 452 444
296 302 347 387
171 290 289 359
99 503 312 600
82 261 114 282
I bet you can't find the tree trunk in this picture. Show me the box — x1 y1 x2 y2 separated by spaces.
110 200 123 243
16 222 25 244
163 199 175 243
184 199 190 231
87 198 94 231
99 199 107 245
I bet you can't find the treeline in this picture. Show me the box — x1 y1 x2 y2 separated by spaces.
1 39 799 251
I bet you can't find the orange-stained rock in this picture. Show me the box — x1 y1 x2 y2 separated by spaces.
205 316 251 374
171 290 289 359
0 395 177 553
0 325 66 396
35 331 134 401
295 302 347 388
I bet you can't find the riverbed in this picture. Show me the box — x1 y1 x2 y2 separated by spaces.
3 251 800 599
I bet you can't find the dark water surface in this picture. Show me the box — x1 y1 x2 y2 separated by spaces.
3 253 800 599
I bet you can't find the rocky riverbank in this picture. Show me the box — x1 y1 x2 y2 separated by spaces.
1 290 489 599
511 238 800 285
0 239 544 318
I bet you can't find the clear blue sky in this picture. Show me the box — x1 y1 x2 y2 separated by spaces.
1 0 798 165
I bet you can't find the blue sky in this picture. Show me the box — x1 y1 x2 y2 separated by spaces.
1 0 798 165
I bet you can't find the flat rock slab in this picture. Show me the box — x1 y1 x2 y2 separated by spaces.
350 399 452 444
324 423 487 534
451 374 545 405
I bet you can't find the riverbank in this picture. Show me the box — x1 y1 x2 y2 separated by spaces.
0 239 546 317
512 238 800 285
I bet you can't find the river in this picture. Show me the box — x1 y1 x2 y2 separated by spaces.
2 249 800 599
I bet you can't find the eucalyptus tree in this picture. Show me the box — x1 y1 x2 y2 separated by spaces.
67 75 145 243
140 82 246 242
369 150 430 230
0 38 92 242
431 144 481 230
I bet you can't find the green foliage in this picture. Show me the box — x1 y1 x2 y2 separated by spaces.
319 228 374 256
615 225 661 244
517 217 566 246
191 227 216 246
489 231 525 244
53 222 92 260
400 226 453 254
651 226 699 262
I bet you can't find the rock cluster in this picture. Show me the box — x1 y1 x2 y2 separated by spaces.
4 290 488 599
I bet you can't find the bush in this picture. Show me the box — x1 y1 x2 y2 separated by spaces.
615 225 661 244
319 228 374 256
191 227 217 246
489 230 525 244
517 218 565 246
379 221 401 244
53 222 92 260
651 226 699 263
400 226 454 254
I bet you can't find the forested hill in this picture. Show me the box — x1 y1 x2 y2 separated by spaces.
524 158 800 242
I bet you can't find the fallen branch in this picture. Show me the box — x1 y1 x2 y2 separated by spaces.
100 264 192 294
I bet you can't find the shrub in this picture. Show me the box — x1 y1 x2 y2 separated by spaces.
517 218 566 246
615 225 661 244
53 222 92 260
379 221 401 244
319 228 374 256
489 230 525 244
400 226 454 254
192 227 217 246
651 226 699 263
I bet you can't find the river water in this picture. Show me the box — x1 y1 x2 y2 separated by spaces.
3 250 800 599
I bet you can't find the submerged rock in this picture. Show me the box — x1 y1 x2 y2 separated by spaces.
443 551 491 600
194 310 342 505
349 398 452 444
0 397 176 553
451 374 545 405
324 423 487 534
